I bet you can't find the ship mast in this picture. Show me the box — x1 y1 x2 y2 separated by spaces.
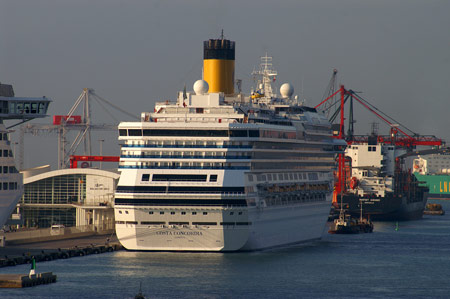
252 54 278 100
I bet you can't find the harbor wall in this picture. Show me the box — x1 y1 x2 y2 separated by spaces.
2 225 114 246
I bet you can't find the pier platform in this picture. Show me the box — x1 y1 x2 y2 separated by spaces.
0 234 122 268
0 272 57 288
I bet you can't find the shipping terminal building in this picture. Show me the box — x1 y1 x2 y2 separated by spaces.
15 166 119 230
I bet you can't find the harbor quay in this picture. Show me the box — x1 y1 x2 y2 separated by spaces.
0 231 122 269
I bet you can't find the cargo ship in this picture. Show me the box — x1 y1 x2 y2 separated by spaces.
113 36 346 251
413 152 450 199
336 135 429 221
316 84 440 221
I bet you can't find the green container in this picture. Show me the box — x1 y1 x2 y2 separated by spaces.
414 173 450 198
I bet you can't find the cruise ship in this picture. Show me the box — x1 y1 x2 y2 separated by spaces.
114 37 346 251
0 83 50 228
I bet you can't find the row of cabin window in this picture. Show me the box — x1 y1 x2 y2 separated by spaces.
142 174 218 182
124 140 250 148
118 210 241 216
0 166 18 174
122 151 250 159
120 129 260 138
120 129 297 140
0 182 18 190
0 150 13 157
124 162 247 168
148 210 242 216
248 172 320 182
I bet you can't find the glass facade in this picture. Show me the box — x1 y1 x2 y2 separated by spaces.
20 174 86 228
22 174 86 204
22 207 76 228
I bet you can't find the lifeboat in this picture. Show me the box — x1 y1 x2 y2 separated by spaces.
350 177 359 190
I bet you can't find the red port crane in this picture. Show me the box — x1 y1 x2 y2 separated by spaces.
315 85 443 147
315 85 443 198
69 155 120 168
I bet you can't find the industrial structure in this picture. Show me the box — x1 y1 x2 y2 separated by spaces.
7 88 135 230
19 166 120 229
315 85 443 219
19 88 138 170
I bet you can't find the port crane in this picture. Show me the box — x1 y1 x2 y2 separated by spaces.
315 85 443 147
69 155 120 168
319 69 339 118
19 88 139 169
315 85 443 197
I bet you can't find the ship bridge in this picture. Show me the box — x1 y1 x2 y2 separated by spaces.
0 82 51 124
0 97 51 120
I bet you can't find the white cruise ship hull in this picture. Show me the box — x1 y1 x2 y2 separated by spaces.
0 122 24 228
115 195 331 251
243 200 331 250
0 190 22 228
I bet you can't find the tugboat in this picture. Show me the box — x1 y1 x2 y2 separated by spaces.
329 191 373 234
329 213 373 234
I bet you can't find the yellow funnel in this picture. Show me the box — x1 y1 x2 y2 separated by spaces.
203 38 235 95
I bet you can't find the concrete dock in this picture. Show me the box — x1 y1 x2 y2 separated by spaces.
0 234 122 269
0 272 57 288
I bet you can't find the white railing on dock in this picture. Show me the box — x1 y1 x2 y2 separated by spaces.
2 223 114 242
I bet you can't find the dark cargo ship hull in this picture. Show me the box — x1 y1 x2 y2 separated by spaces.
340 191 428 221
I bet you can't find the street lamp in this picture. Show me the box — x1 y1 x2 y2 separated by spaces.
99 139 104 169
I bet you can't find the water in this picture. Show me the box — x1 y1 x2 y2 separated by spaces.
2 200 450 298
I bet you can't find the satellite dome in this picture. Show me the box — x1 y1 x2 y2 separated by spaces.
280 83 294 99
193 80 209 95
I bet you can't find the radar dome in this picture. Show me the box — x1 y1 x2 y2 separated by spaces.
193 80 209 95
280 83 294 99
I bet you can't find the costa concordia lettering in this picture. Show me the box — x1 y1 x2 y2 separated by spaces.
156 231 203 236
113 36 346 251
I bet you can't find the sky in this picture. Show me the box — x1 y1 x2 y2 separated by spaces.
1 0 449 170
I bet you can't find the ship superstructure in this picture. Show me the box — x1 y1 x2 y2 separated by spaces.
340 135 428 220
114 37 346 251
0 83 51 227
315 86 439 221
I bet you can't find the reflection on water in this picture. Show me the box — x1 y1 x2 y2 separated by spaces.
2 200 450 298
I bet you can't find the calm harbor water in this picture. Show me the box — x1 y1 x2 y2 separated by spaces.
2 199 450 299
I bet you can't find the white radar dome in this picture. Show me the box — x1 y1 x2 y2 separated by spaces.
193 80 209 95
280 83 294 98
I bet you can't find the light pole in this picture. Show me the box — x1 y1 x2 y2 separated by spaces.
99 139 104 169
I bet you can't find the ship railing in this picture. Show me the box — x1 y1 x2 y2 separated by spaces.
115 190 245 195
120 154 252 159
121 144 253 149
2 224 114 243
118 165 250 170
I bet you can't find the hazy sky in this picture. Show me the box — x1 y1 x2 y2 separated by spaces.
1 0 449 170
